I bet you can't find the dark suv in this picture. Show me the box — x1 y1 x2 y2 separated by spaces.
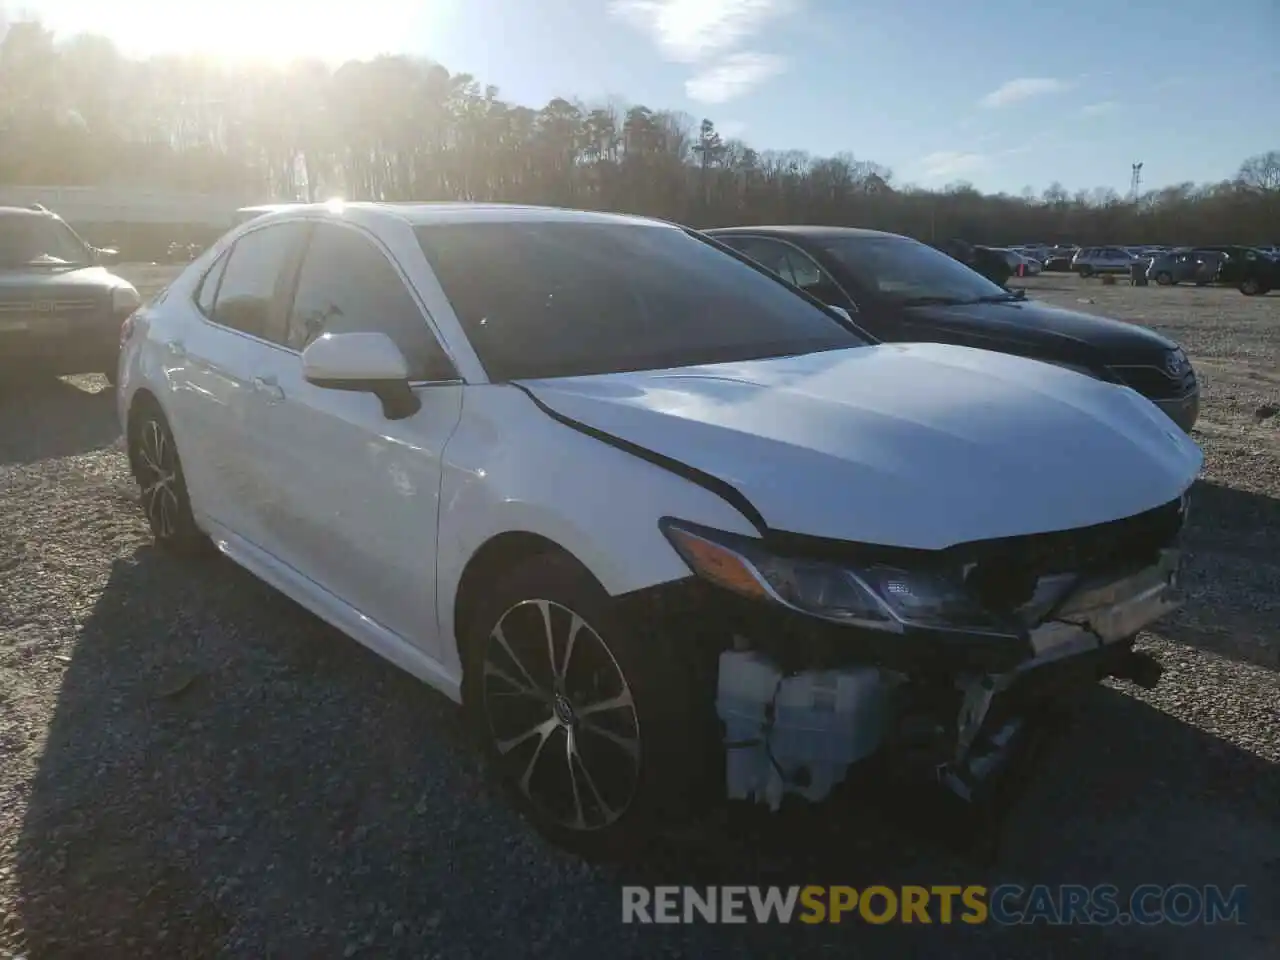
0 205 140 383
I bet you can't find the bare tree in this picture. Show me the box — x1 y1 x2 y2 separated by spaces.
0 15 1275 246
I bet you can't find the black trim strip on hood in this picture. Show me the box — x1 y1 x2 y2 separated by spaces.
511 383 769 535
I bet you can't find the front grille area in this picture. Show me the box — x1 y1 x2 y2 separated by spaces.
0 298 100 317
1112 363 1196 401
957 497 1185 612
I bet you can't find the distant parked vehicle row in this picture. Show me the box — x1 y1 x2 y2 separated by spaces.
1147 245 1277 295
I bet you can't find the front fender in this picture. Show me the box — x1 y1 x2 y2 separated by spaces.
435 387 760 674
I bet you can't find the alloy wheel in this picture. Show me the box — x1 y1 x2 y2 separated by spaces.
136 418 180 538
481 599 641 832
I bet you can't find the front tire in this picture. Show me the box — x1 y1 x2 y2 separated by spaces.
1240 278 1262 296
128 404 206 553
1078 265 1094 278
1154 271 1173 286
462 553 707 858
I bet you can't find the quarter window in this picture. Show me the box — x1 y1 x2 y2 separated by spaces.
211 223 307 339
285 224 453 381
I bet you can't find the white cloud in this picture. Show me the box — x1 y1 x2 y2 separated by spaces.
1079 100 1118 117
979 77 1073 108
611 0 793 63
919 151 988 181
686 52 785 103
611 0 792 101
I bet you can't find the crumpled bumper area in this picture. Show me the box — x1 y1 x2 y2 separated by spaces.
714 549 1183 811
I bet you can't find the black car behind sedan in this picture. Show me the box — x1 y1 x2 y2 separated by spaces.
0 206 141 384
704 225 1199 433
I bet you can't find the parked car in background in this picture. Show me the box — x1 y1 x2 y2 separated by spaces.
1193 245 1278 295
117 202 1202 855
1004 248 1044 276
1147 248 1224 286
1043 252 1077 272
0 204 140 384
705 225 1200 432
1071 246 1140 276
936 239 1014 286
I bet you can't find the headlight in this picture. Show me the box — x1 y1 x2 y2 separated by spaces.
112 284 142 314
660 520 1003 633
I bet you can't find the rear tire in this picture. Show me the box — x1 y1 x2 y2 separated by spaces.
127 402 207 554
1077 265 1094 278
1154 271 1173 286
1240 278 1262 296
461 553 710 859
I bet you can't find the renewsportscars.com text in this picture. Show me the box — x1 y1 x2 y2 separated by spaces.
621 884 1248 926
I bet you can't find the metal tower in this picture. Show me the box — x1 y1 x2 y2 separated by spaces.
1130 162 1144 200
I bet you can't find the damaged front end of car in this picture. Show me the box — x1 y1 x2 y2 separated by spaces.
646 493 1189 812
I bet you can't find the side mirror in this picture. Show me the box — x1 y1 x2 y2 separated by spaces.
302 332 421 420
93 246 120 266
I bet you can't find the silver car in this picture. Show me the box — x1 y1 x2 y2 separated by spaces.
1071 246 1139 276
1147 249 1224 286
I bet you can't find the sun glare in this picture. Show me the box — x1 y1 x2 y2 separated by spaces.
46 0 448 65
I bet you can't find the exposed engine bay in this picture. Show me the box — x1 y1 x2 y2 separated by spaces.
711 511 1186 811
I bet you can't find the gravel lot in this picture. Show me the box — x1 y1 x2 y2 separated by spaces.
1 269 1277 959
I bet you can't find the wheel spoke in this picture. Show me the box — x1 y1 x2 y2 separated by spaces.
576 689 633 718
558 613 586 683
489 622 546 698
535 600 558 684
569 730 619 824
580 718 640 760
483 658 544 700
495 715 557 758
564 729 587 829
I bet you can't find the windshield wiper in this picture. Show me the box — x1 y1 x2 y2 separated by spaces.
970 293 1024 303
898 295 969 306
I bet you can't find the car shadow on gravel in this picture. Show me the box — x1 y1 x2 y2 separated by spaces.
0 374 119 466
14 545 1280 959
1169 479 1280 670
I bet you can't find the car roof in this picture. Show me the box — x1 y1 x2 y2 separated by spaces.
704 225 901 240
247 201 673 230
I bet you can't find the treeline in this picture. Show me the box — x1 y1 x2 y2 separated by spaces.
1 18 1277 246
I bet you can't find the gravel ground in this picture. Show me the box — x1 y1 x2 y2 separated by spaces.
1 270 1277 959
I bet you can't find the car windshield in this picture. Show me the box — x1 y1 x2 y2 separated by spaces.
818 235 1013 305
415 221 866 380
0 214 91 267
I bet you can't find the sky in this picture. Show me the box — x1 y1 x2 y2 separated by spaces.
13 0 1280 194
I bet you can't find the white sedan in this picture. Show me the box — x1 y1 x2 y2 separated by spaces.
117 203 1202 856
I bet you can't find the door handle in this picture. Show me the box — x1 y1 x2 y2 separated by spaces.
252 376 285 403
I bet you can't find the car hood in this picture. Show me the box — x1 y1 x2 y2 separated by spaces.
521 343 1202 550
900 299 1178 363
0 265 125 301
